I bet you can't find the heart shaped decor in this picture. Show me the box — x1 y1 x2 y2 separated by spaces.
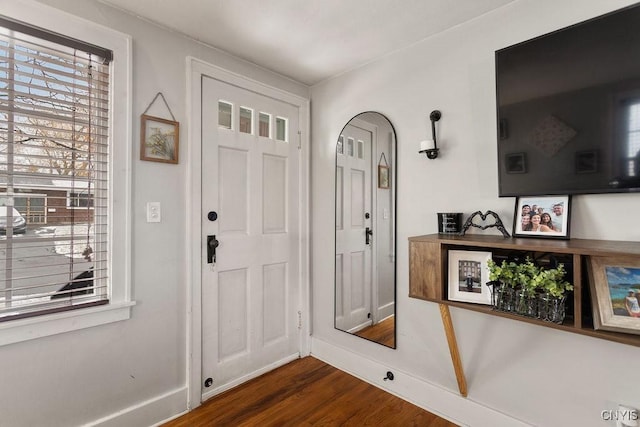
459 210 510 238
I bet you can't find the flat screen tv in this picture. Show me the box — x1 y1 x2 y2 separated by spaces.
496 5 640 196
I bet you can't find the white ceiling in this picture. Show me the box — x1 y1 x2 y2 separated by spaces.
100 0 514 86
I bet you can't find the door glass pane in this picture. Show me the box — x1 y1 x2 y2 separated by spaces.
240 107 253 134
218 101 232 129
357 140 364 159
337 135 344 155
259 112 271 138
276 117 287 142
347 138 354 157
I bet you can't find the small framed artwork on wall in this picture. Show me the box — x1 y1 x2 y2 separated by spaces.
447 250 493 305
378 152 390 189
513 195 570 239
505 152 526 174
140 115 180 164
575 150 598 174
378 165 389 189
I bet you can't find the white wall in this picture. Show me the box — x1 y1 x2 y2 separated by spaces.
310 1 640 426
1 1 308 426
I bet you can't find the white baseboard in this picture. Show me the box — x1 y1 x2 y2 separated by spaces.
310 337 530 427
87 386 188 427
201 353 299 402
377 302 394 321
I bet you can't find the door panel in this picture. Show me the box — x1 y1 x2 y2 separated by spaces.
262 154 287 234
263 262 287 344
218 268 248 361
219 148 248 233
351 251 365 310
351 170 364 227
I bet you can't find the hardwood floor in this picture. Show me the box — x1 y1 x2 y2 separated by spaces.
354 315 395 347
164 357 456 426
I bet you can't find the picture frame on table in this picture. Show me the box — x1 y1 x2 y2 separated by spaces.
588 255 640 336
448 250 493 305
512 195 570 239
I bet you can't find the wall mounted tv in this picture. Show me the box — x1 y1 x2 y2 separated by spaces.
496 4 640 196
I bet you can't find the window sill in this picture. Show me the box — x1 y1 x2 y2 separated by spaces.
0 301 136 346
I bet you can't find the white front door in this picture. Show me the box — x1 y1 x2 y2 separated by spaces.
200 75 301 399
335 121 373 332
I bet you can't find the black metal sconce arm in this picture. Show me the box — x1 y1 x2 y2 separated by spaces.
419 110 441 159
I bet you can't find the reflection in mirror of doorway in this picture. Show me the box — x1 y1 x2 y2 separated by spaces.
334 112 396 349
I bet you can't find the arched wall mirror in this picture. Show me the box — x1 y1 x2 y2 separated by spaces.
335 112 396 348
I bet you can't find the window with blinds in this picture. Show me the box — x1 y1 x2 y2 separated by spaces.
628 102 640 177
0 18 112 321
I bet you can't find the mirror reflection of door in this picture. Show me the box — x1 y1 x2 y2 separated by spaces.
335 112 396 349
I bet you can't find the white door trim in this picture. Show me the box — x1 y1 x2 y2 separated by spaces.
185 57 310 410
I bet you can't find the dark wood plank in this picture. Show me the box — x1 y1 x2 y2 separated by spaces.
163 357 457 427
409 240 442 300
408 233 640 257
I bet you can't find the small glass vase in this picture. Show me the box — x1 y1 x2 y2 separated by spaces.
499 284 516 313
538 293 566 324
516 290 538 317
486 281 501 309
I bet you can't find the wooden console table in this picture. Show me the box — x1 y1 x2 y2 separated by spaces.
408 233 640 395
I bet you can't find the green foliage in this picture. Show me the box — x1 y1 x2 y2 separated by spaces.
487 258 573 297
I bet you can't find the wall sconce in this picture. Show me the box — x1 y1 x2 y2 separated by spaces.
419 110 442 159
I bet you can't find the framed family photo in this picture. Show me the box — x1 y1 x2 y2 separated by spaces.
140 114 180 164
513 195 570 239
447 250 493 305
588 256 640 335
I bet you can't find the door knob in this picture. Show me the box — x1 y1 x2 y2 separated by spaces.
207 235 219 264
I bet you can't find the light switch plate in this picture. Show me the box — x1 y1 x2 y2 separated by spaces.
146 202 161 223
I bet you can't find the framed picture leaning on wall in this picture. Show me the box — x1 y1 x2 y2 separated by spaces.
448 250 493 305
588 255 640 336
513 195 570 239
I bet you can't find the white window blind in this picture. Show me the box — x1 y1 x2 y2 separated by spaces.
628 102 640 177
0 17 112 321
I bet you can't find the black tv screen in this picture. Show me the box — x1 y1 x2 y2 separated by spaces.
496 5 640 196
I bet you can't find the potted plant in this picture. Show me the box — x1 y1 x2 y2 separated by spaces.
535 263 573 323
486 258 573 322
487 259 519 312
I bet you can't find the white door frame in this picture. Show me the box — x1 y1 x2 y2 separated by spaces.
185 57 310 410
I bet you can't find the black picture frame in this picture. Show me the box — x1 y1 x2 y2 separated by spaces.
512 195 571 239
575 150 598 174
505 152 526 174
